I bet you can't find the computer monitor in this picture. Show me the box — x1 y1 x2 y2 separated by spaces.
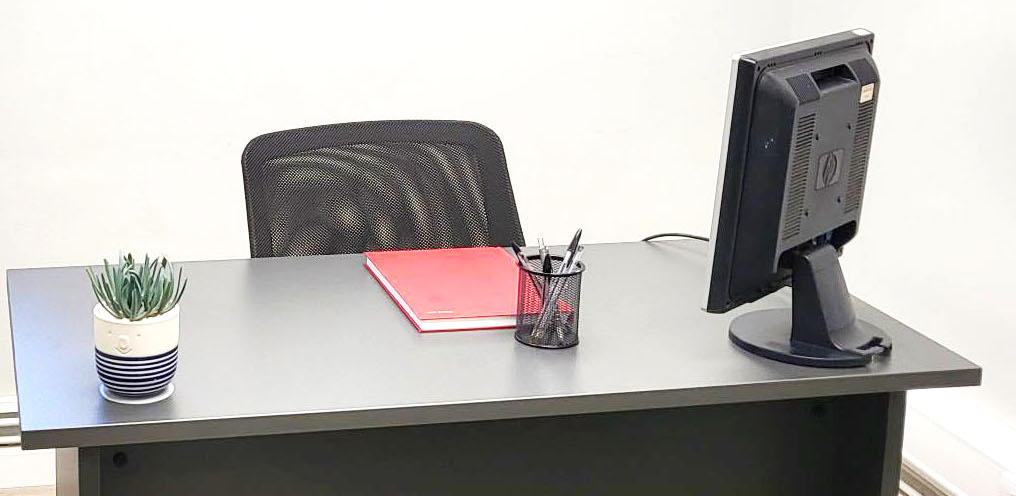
703 29 892 367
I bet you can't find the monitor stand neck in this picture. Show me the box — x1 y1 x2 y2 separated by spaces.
728 244 892 368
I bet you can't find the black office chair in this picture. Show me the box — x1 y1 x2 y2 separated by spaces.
241 120 525 257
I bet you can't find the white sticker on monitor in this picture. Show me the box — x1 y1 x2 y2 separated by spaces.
860 83 874 103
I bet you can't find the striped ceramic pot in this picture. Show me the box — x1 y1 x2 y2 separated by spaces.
93 304 179 400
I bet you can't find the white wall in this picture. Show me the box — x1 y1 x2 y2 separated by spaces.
1 1 1013 493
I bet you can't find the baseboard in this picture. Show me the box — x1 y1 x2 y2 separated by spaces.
0 447 54 489
0 395 55 489
904 394 1016 496
0 397 15 415
902 453 967 496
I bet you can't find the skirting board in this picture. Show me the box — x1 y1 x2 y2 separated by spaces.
904 397 1016 496
0 396 55 489
902 454 965 496
0 447 55 489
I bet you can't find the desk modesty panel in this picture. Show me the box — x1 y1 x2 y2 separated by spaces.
8 241 980 449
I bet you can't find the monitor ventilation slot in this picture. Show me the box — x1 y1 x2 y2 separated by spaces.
782 113 815 240
845 101 875 212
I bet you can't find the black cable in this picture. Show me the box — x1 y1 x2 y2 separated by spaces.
641 232 709 242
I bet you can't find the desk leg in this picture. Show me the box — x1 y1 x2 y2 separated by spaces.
878 391 906 496
55 447 100 496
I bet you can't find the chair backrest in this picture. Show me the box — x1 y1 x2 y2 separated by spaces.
241 120 525 257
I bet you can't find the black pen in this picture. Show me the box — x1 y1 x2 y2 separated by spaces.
510 242 528 267
560 228 583 271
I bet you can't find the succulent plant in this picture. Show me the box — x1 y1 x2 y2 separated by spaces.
86 253 187 321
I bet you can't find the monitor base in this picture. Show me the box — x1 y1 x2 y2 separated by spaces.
728 244 891 368
730 309 889 367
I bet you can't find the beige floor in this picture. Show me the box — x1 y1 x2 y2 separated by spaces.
0 487 53 496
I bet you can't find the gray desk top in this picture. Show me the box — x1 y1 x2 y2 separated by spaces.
9 241 980 449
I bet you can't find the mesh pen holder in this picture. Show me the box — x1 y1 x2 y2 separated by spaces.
516 255 585 349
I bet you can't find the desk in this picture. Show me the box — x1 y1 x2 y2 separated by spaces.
8 240 979 495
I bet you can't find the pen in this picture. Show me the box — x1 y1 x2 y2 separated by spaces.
512 242 545 298
565 245 584 272
538 237 552 274
510 242 528 267
559 228 583 272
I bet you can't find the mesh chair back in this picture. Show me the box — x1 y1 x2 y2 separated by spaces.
241 121 525 257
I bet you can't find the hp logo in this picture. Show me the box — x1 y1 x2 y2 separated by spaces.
816 149 844 190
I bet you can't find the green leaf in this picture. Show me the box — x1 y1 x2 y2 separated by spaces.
98 277 118 318
88 253 186 320
103 259 116 297
170 278 188 309
159 279 174 313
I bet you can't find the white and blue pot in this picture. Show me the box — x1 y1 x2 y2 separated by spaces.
93 304 178 404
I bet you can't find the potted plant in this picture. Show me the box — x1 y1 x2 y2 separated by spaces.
86 254 187 404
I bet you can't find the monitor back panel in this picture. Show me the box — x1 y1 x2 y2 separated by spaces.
705 31 880 312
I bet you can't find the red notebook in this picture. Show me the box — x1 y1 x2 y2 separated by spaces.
364 247 519 332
